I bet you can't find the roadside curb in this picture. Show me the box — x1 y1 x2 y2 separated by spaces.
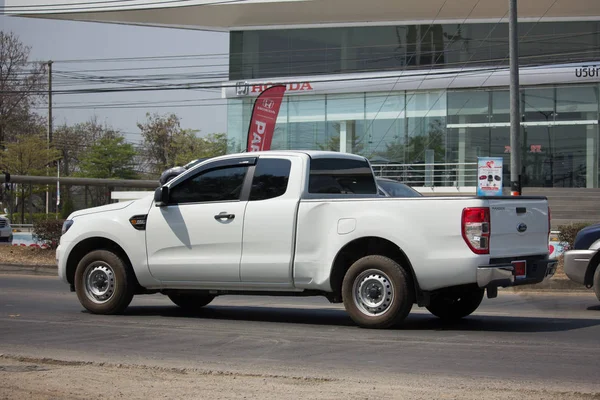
503 278 590 292
0 263 57 276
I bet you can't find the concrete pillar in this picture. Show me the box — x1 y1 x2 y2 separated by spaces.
339 121 348 153
425 149 434 186
586 113 599 188
458 115 466 186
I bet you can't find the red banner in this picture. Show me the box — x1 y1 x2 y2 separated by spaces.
246 84 286 152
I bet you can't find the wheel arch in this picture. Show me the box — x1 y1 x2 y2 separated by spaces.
584 250 600 288
66 236 140 289
328 236 423 305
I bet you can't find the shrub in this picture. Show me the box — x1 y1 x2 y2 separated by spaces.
7 213 54 225
557 222 596 249
33 219 64 249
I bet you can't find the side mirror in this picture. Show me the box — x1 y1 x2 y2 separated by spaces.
154 186 169 207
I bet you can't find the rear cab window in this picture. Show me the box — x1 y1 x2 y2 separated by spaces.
249 158 292 201
308 157 378 195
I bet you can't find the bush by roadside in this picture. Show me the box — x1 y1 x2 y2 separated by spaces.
5 213 56 225
32 219 64 250
557 222 596 249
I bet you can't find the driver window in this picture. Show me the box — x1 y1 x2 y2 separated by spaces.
169 165 249 204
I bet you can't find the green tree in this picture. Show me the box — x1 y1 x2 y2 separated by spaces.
0 134 61 222
54 116 122 178
78 136 137 179
0 134 61 176
199 133 228 158
138 112 228 175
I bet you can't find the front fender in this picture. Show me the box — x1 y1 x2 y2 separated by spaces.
59 203 159 289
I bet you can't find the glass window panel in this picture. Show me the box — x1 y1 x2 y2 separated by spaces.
326 94 365 121
405 91 447 165
556 86 599 120
323 94 366 153
230 22 600 80
288 96 325 123
170 166 249 204
523 88 555 122
308 158 377 194
285 95 326 150
447 90 489 125
365 93 405 161
491 90 510 123
406 90 446 118
249 158 292 201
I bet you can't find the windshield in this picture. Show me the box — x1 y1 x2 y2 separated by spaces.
377 179 422 197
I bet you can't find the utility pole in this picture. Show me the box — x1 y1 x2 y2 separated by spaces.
509 0 522 196
46 60 53 214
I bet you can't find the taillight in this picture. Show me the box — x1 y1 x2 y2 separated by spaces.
462 207 490 255
548 206 552 239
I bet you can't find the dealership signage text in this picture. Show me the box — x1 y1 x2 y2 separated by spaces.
236 81 313 96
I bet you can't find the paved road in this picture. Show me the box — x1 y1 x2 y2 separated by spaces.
1 274 600 388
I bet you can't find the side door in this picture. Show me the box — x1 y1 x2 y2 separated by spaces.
240 155 303 286
146 158 255 283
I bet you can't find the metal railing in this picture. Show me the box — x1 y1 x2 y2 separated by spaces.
370 162 479 187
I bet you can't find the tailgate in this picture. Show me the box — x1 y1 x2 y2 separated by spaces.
488 198 550 258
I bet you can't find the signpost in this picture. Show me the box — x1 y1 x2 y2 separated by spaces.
477 157 504 197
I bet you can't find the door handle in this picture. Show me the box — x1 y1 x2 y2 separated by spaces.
214 213 235 221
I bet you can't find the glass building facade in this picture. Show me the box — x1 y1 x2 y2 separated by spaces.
230 21 600 80
226 21 600 188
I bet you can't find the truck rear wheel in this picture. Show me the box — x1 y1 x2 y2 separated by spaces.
342 255 414 329
168 293 215 310
74 250 135 315
426 288 484 321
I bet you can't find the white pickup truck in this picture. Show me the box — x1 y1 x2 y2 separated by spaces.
56 150 557 329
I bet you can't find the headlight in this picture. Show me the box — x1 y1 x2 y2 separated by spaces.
62 220 74 235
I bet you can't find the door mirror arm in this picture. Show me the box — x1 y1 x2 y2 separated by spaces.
154 186 170 207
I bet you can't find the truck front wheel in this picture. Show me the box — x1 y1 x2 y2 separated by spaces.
342 255 414 329
426 287 484 321
74 250 135 315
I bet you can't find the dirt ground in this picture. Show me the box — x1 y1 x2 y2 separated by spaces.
0 246 55 266
0 355 597 400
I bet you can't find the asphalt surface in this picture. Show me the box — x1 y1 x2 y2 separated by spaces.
1 274 600 386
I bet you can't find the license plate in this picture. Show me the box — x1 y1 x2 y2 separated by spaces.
512 260 527 279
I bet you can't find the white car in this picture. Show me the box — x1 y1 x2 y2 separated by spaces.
0 216 13 243
56 151 556 329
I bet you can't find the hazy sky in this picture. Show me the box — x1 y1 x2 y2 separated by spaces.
0 5 230 145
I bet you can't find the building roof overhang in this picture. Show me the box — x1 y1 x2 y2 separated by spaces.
5 0 600 32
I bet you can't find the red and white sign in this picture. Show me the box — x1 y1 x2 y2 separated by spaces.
246 85 286 152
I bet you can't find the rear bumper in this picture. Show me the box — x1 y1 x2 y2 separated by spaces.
477 257 557 288
563 249 596 285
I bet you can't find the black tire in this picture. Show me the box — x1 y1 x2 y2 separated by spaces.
342 255 414 329
74 249 135 315
593 266 600 302
426 287 485 321
168 293 215 310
